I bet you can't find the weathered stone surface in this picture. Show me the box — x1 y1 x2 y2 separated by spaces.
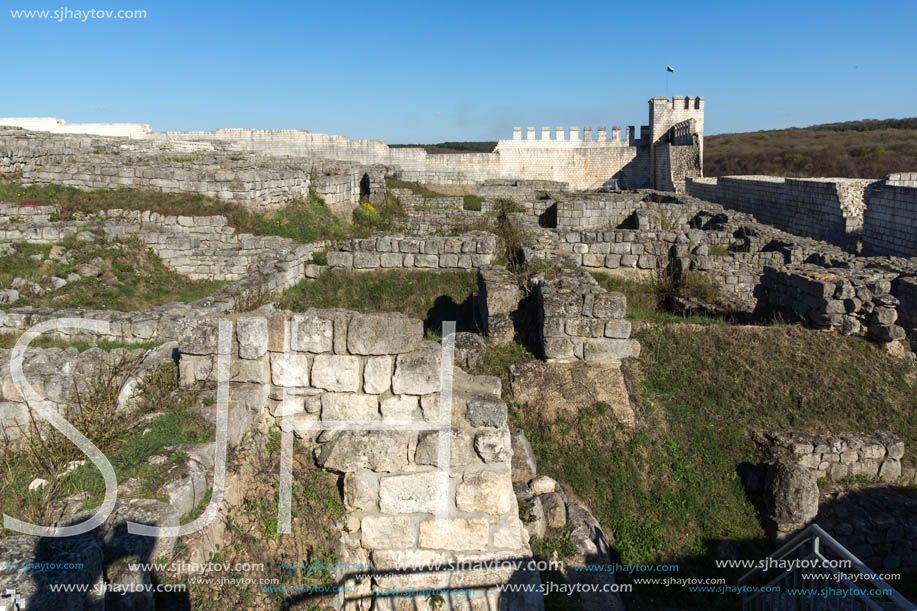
414 430 477 467
321 393 379 421
465 397 507 427
520 496 546 539
764 460 819 531
530 475 557 495
362 355 392 394
161 459 208 517
0 534 104 610
582 338 641 361
270 352 309 387
311 354 360 391
380 395 422 421
454 331 486 369
392 346 441 395
318 430 414 473
379 471 445 514
347 313 422 355
236 316 268 359
344 470 380 511
510 428 538 482
540 492 567 530
291 314 334 353
361 515 416 549
178 318 222 355
511 359 635 427
418 517 490 551
455 470 515 515
474 429 512 463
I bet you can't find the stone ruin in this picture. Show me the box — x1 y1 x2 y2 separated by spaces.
0 115 915 609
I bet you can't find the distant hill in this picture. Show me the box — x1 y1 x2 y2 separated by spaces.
390 141 496 154
704 118 917 178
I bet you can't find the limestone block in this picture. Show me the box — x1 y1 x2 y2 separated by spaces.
291 314 334 353
230 357 270 383
315 431 415 473
414 430 477 467
353 252 380 269
311 354 360 391
326 251 353 268
321 393 379 421
361 515 416 549
380 395 422 421
582 338 640 360
530 475 557 495
592 292 626 318
347 313 422 355
363 355 393 394
539 492 567 530
379 470 445 514
604 320 632 339
474 429 512 463
455 470 514 515
418 517 490 551
392 346 441 395
236 316 268 359
465 398 507 428
270 353 310 387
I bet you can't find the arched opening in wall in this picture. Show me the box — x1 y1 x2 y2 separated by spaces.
359 173 371 200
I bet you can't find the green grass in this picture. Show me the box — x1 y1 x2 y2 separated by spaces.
590 271 728 325
0 236 226 311
509 324 917 609
0 332 162 351
0 181 407 245
462 194 484 211
278 269 478 334
0 181 258 229
383 178 450 198
0 362 214 535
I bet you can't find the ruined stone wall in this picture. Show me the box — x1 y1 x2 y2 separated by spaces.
176 311 541 609
325 232 497 271
887 172 917 187
757 430 908 485
554 193 645 229
761 265 908 342
0 128 385 214
686 176 871 251
535 269 640 361
0 205 314 282
861 183 917 258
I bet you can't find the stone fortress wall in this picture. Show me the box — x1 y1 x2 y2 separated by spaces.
0 95 704 191
686 174 917 258
0 129 385 215
177 310 542 610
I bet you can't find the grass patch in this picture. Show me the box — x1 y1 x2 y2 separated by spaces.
0 332 162 352
590 271 727 325
0 236 225 311
383 178 449 198
462 194 484 211
0 181 406 245
509 324 917 608
0 181 258 229
0 360 214 535
278 269 477 335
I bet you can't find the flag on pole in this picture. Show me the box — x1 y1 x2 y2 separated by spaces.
666 65 675 72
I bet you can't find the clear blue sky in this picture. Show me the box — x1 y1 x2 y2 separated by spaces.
3 0 916 142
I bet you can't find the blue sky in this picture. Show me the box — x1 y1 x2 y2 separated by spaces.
3 0 916 142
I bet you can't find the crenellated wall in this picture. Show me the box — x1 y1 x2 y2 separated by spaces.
1 95 703 192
